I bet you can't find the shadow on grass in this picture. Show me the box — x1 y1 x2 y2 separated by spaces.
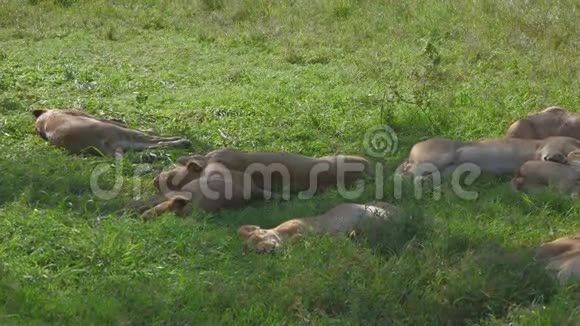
0 150 93 206
355 205 433 257
383 248 554 323
0 142 209 215
431 235 557 323
359 215 558 323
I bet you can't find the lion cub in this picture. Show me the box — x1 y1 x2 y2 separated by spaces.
398 136 580 177
154 148 372 195
33 109 190 156
536 234 580 283
506 106 580 140
140 162 276 221
238 202 399 253
511 151 580 194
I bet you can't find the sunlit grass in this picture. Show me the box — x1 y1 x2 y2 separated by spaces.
0 0 579 323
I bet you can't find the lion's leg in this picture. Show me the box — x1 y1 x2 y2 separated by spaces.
399 160 454 179
99 119 184 139
249 183 281 200
147 135 188 141
141 200 172 221
568 150 580 162
106 123 189 148
113 138 191 153
141 196 189 221
126 194 169 215
134 139 191 150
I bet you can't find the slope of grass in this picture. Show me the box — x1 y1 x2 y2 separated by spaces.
0 0 579 324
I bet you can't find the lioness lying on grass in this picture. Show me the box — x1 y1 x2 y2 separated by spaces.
511 151 580 195
154 148 372 194
137 162 277 220
536 234 580 283
506 106 580 140
398 136 580 177
238 202 399 253
33 109 190 156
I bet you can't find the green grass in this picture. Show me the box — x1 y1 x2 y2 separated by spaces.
1 0 579 324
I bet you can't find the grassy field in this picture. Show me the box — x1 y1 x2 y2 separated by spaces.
1 0 579 324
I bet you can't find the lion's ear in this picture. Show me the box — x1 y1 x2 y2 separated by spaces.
238 225 260 239
186 160 204 173
177 155 206 166
32 109 47 119
568 150 580 162
176 156 193 166
169 196 189 210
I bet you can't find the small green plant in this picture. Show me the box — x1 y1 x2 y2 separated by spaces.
201 0 224 11
54 0 76 7
105 26 118 41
